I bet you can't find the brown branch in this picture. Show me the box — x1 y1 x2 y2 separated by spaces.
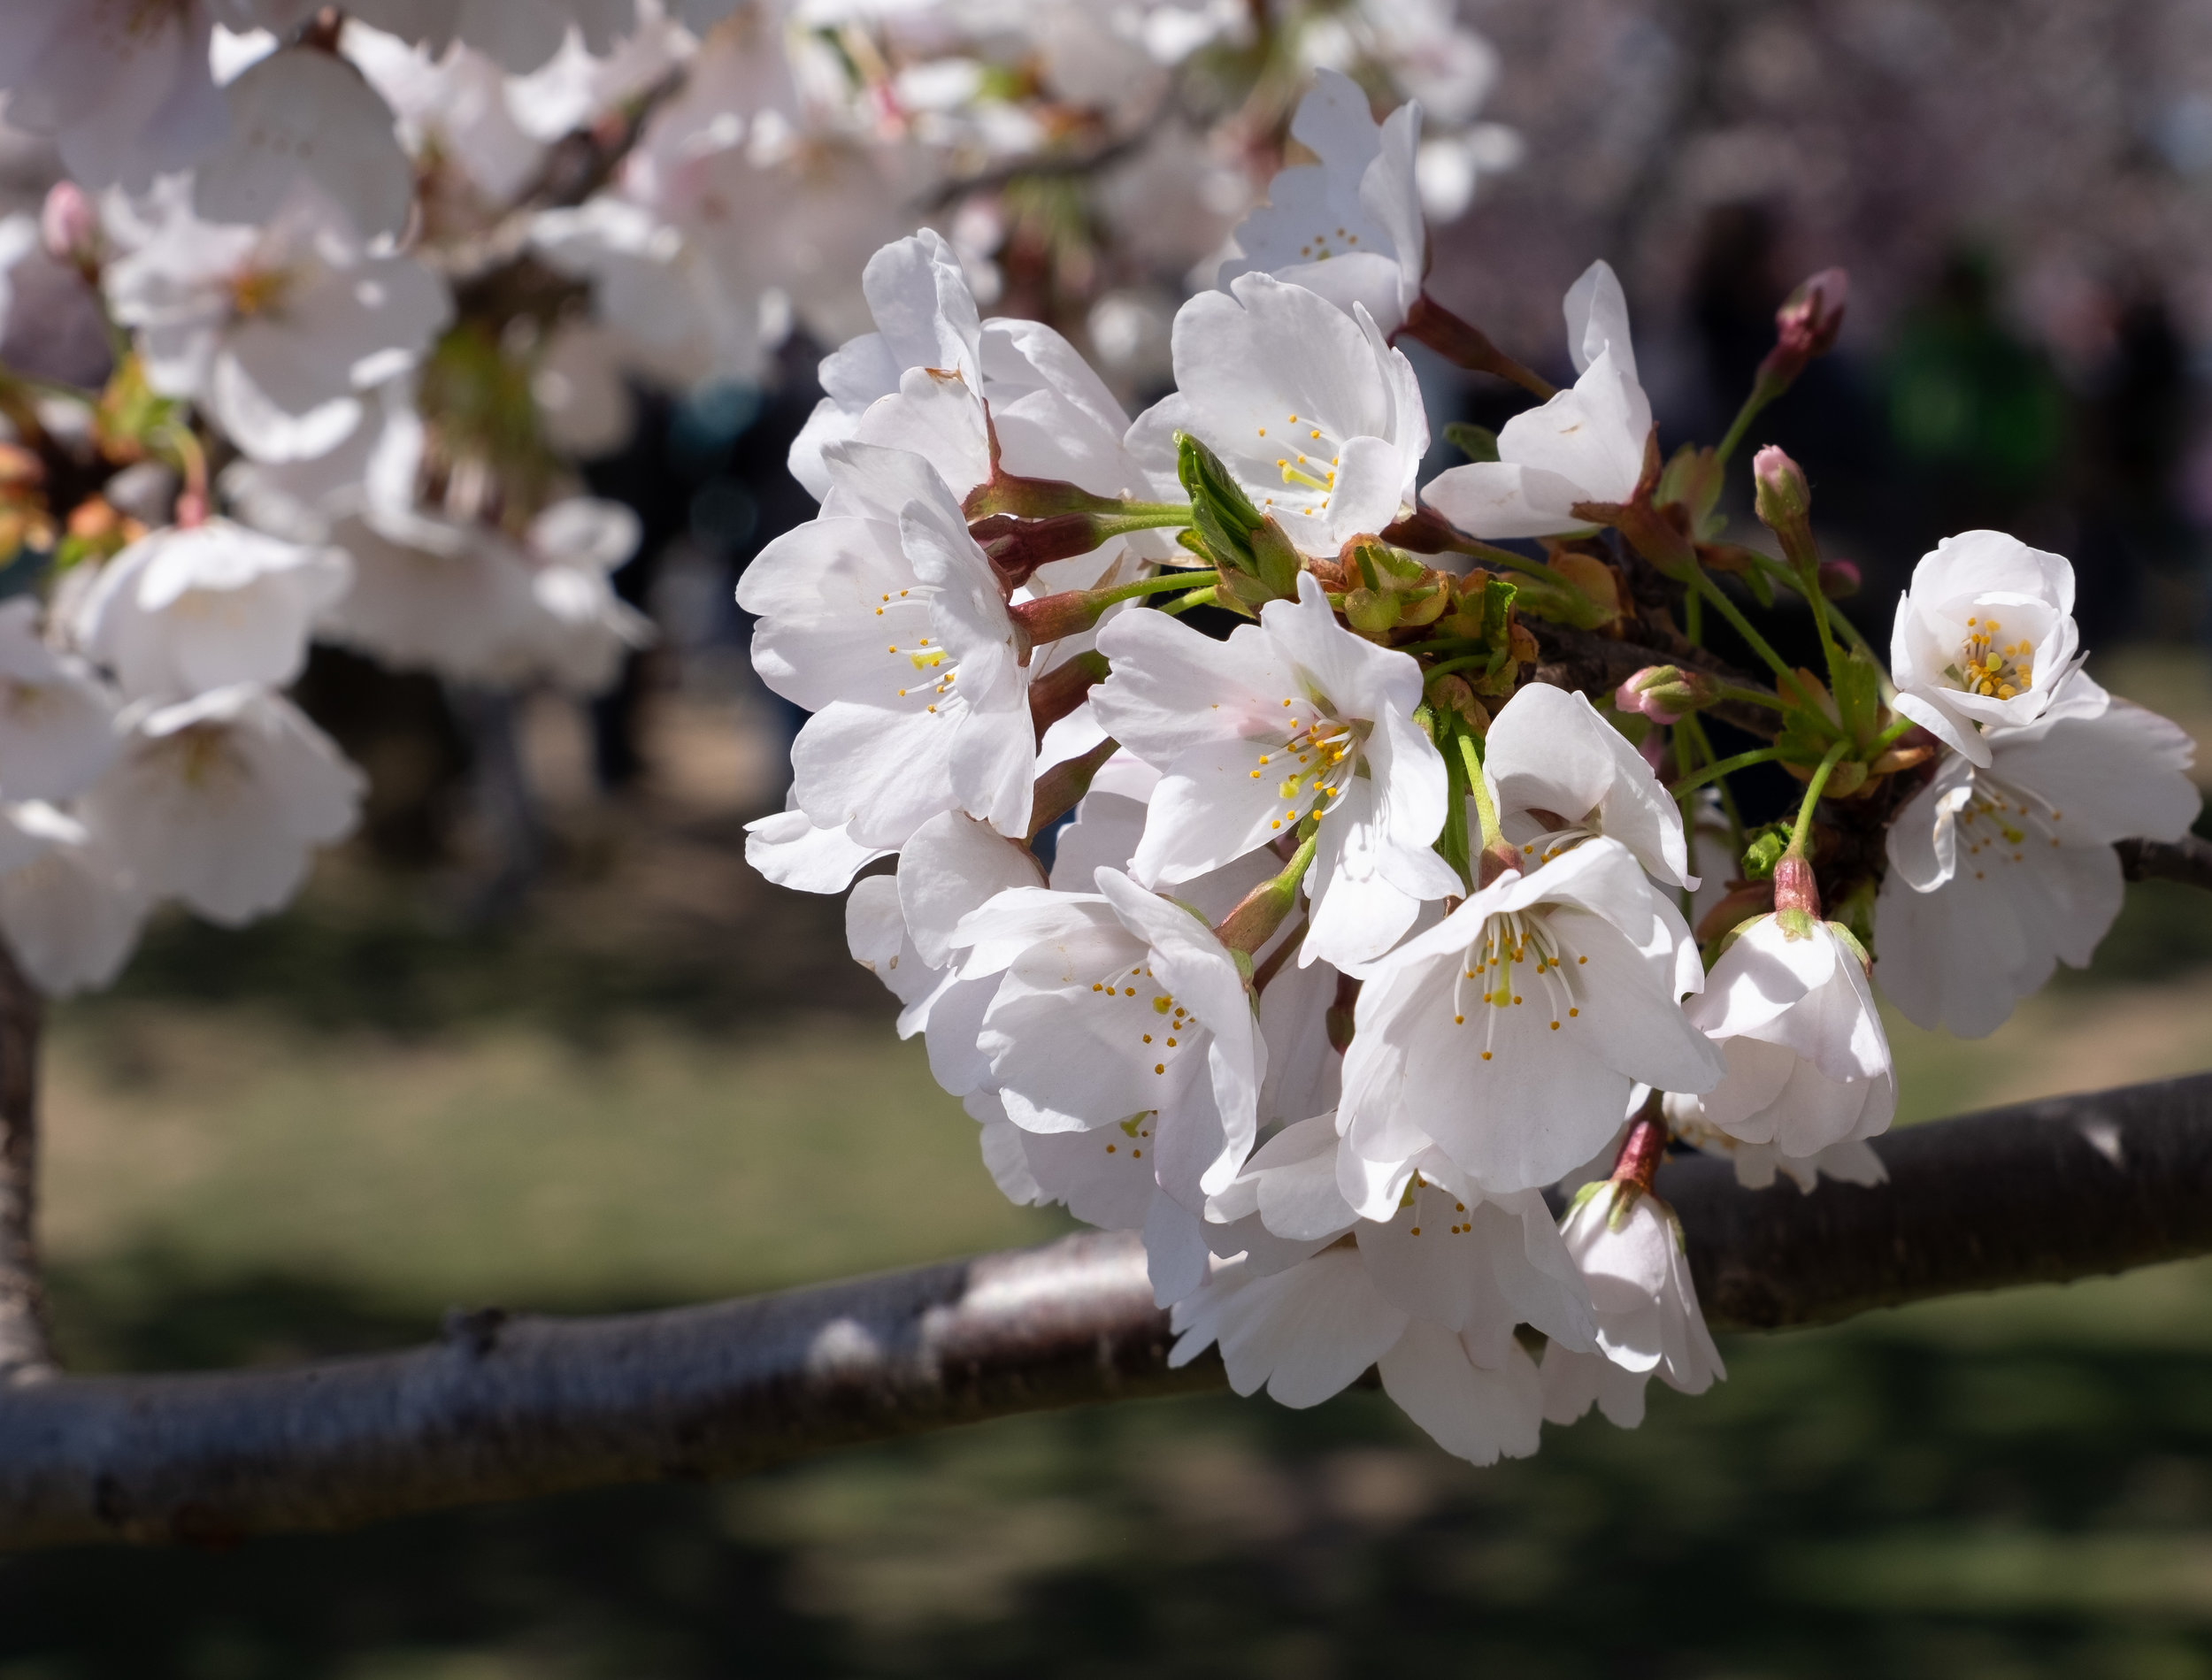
2 1072 2209 1551
2118 834 2212 893
0 946 50 1385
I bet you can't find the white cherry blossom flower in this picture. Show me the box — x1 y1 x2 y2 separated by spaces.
1171 1124 1564 1464
349 0 634 73
342 23 549 208
1482 680 1694 889
1679 914 1895 1159
1663 1105 1888 1196
81 684 365 927
1887 530 2085 767
72 519 351 702
1338 837 1723 1203
0 801 145 998
1219 68 1425 334
1093 572 1459 969
1127 272 1427 555
1541 1181 1722 1430
0 600 120 802
955 867 1263 1300
739 441 1033 848
0 2 234 190
104 179 452 463
789 229 982 501
1875 680 2200 1038
196 45 417 239
1421 261 1651 541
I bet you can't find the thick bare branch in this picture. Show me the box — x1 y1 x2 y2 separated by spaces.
2118 834 2212 894
0 947 50 1385
2 1072 2209 1552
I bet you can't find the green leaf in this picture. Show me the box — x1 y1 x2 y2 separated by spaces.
1444 421 1500 464
1740 822 1791 881
1834 646 1884 745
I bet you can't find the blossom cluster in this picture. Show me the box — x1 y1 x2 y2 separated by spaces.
743 76 2204 1462
0 3 1508 994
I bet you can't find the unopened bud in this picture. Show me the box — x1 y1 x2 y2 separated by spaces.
1615 664 1716 725
1775 268 1848 361
1755 267 1848 396
39 180 96 270
1752 446 1810 525
1817 558 1861 599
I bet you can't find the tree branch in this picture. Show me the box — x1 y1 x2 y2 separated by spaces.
2 1072 2209 1552
2118 834 2212 894
0 946 51 1385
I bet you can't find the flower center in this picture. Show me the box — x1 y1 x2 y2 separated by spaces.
230 265 293 320
1086 962 1195 1080
1946 614 2034 700
1448 907 1586 1056
1256 411 1340 518
1954 767 2067 879
1249 710 1363 833
877 588 960 713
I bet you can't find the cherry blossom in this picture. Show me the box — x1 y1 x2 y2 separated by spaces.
1127 272 1427 556
1219 69 1425 334
104 180 452 463
196 45 418 239
0 600 120 802
1421 261 1651 541
81 684 364 927
1540 1180 1723 1431
739 441 1033 849
1093 572 1458 968
72 520 351 702
0 802 145 998
1680 914 1895 1160
0 2 237 190
1875 679 2200 1038
1886 530 2085 767
1338 838 1723 1202
1481 680 1695 890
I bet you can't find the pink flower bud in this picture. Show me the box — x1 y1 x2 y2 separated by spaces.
1752 447 1811 524
1817 558 1861 599
1616 664 1716 725
1755 268 1849 397
38 180 96 267
1774 267 1848 359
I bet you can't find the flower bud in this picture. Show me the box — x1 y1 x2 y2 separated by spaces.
39 180 96 270
1817 558 1861 599
1755 268 1848 396
1752 445 1817 566
1615 664 1716 725
1775 268 1848 361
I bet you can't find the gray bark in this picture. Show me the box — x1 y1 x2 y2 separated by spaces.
0 1071 2208 1552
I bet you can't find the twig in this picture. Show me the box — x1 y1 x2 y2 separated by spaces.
1 1073 2210 1550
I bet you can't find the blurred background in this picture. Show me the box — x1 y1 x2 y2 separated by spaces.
8 0 2212 1673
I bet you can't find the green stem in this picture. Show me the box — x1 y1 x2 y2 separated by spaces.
1159 586 1217 617
1456 733 1502 853
1670 744 1786 796
1424 652 1497 681
1870 711 1919 753
1714 387 1772 469
1690 567 1794 683
1684 583 1703 646
1678 713 1747 856
1088 568 1216 607
1399 635 1491 658
1789 740 1853 856
1716 684 1787 712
